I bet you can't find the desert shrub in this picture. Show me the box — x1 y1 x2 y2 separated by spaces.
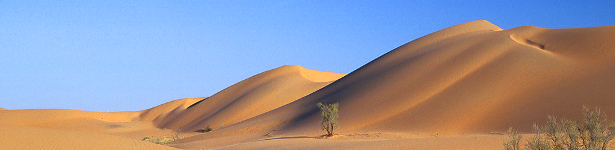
142 131 183 145
172 130 180 141
526 124 552 150
504 106 615 150
143 136 172 145
504 127 522 150
152 137 171 144
317 102 339 136
142 136 151 141
198 125 213 133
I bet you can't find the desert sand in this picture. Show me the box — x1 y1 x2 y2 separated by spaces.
2 20 614 149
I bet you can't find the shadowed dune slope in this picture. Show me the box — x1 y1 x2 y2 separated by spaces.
139 97 206 125
148 65 345 132
174 20 615 147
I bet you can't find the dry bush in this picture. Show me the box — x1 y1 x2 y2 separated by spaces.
505 127 522 150
197 125 213 133
505 106 615 150
143 136 172 145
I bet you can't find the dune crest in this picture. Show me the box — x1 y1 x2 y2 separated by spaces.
139 97 206 124
298 66 346 82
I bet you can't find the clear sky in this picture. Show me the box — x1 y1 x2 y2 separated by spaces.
1 1 613 112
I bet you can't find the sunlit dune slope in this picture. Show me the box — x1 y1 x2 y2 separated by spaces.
0 125 178 150
175 20 615 147
276 20 615 135
146 65 345 132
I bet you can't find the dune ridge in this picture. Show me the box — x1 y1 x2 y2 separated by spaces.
139 97 206 126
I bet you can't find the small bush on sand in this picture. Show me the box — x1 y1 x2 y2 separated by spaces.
504 127 522 150
143 136 172 145
198 125 213 133
317 102 339 137
172 130 180 141
504 106 615 150
142 131 184 145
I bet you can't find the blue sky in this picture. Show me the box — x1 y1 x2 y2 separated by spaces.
1 1 613 112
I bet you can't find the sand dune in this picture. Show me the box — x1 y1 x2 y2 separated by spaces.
145 65 345 132
0 66 345 149
273 20 615 135
171 20 615 149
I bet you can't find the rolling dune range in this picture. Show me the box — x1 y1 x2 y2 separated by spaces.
2 20 614 149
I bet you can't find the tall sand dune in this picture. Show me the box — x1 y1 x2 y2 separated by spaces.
173 20 615 149
273 20 615 135
145 65 345 132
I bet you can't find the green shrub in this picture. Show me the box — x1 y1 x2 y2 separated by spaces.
317 102 339 136
504 106 615 150
198 125 213 133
